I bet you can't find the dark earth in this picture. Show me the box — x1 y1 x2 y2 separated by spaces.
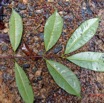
0 0 104 103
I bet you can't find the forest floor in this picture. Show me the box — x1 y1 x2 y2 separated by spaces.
0 0 104 103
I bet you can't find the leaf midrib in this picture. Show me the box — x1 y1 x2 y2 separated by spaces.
13 11 16 50
66 19 98 53
16 65 30 103
47 61 79 96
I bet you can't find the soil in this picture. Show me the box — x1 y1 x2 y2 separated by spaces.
0 0 104 103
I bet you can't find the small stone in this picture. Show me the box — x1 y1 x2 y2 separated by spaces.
3 28 8 33
64 15 74 21
44 14 49 19
58 89 62 94
28 12 33 16
28 4 34 12
86 6 93 15
64 2 70 6
22 64 30 69
14 8 20 12
35 9 44 14
81 9 86 19
38 50 44 56
2 73 12 81
35 70 41 77
0 65 6 70
18 3 27 10
34 36 39 41
33 79 38 83
48 0 54 2
23 0 28 4
37 76 42 81
33 76 42 83
95 40 102 45
38 33 44 41
63 24 67 29
33 49 38 54
99 44 104 51
21 13 27 18
32 67 38 73
53 44 62 54
1 45 8 51
64 15 69 19
59 11 64 15
58 1 63 6
62 32 67 36
95 81 103 90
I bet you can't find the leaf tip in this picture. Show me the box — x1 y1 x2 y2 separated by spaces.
15 62 18 68
77 94 81 98
91 18 99 23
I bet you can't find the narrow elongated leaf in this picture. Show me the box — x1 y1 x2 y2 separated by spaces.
67 52 104 71
9 9 23 51
44 10 63 51
15 62 34 103
46 60 81 97
65 18 99 54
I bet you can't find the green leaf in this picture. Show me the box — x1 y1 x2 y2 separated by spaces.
46 60 81 97
67 52 104 71
9 9 23 51
15 62 34 103
44 10 63 51
65 18 99 54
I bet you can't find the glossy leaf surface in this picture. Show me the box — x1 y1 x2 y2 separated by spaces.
44 10 63 51
65 18 99 54
67 52 104 71
9 9 23 51
46 60 81 96
15 62 34 103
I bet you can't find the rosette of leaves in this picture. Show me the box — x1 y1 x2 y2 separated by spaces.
9 8 104 103
44 10 104 97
